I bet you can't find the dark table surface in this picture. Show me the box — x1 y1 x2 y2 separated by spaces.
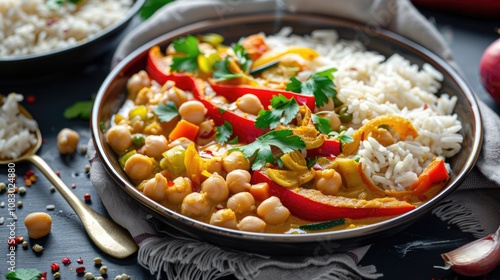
1 6 499 280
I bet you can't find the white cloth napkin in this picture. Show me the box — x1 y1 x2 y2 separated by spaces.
87 0 500 279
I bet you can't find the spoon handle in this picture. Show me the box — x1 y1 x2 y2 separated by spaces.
27 154 138 259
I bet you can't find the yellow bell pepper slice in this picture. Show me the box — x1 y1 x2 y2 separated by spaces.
342 115 418 155
251 46 320 71
267 168 315 188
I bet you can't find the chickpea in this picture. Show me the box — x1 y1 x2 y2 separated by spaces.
57 128 80 154
142 173 168 203
227 192 256 214
237 216 266 232
181 192 211 217
124 154 154 183
127 70 151 99
201 173 229 203
106 125 133 154
371 128 394 146
204 157 223 175
24 212 52 239
143 135 168 160
222 151 250 173
236 94 264 115
257 196 290 225
164 86 188 108
165 177 193 204
167 137 193 150
317 97 335 111
226 169 251 194
209 209 238 229
196 120 216 146
314 169 342 195
178 100 207 125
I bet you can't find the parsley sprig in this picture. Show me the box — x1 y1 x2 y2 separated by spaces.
234 130 306 170
153 101 179 122
215 121 238 144
255 95 299 130
285 68 337 108
312 113 354 144
170 36 201 72
213 43 251 81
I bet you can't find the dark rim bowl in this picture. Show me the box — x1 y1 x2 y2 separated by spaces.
0 0 145 81
91 13 482 255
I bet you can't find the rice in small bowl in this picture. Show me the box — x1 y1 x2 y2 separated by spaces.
0 0 144 79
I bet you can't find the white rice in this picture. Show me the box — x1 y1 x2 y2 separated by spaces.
0 0 133 57
0 93 39 160
266 29 463 191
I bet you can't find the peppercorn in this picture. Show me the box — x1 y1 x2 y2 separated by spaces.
93 257 102 265
71 183 76 189
84 272 94 279
18 186 26 195
51 262 60 273
50 185 56 193
99 265 108 275
75 266 85 274
62 257 71 265
17 201 22 208
22 241 28 249
32 244 44 253
53 272 61 279
77 257 84 264
84 193 91 202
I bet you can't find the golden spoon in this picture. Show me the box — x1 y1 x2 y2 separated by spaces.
0 95 138 259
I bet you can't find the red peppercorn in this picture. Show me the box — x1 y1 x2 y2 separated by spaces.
75 266 85 274
71 183 76 189
83 193 91 202
62 257 71 265
77 257 84 264
14 236 24 244
41 272 47 277
51 263 60 273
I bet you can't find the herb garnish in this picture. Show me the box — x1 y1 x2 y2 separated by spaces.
311 114 333 135
153 101 179 122
213 43 252 81
286 68 337 108
328 130 354 144
170 36 201 72
234 130 306 170
63 94 95 120
255 95 299 130
213 59 243 81
5 268 42 280
215 121 238 144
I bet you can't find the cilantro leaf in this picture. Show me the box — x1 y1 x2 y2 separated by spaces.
215 121 238 144
170 36 200 72
255 95 299 130
140 0 175 19
328 130 354 144
64 95 95 120
235 130 306 170
6 268 42 280
233 43 252 72
312 114 332 135
285 68 338 108
213 59 242 81
153 101 178 122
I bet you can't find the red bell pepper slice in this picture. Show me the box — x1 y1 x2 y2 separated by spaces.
146 46 266 143
209 83 316 111
251 170 416 221
306 138 341 158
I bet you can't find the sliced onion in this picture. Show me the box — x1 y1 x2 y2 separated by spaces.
439 227 500 277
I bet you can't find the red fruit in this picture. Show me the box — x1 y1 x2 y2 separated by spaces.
480 37 500 103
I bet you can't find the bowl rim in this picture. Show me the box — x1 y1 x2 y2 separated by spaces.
92 13 483 244
0 0 145 62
